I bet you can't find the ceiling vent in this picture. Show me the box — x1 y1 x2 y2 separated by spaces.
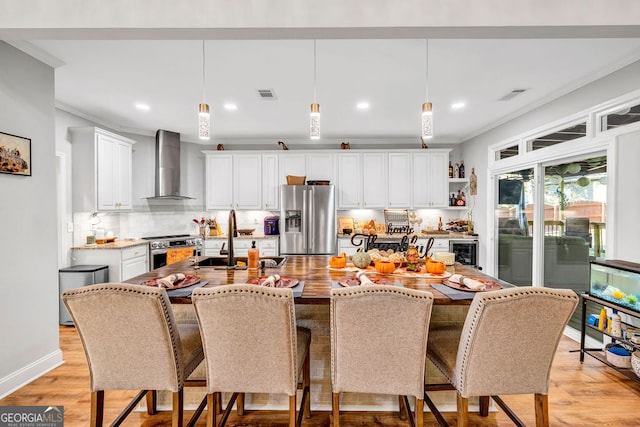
257 89 277 100
499 88 528 101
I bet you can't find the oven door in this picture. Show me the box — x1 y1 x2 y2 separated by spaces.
150 246 201 270
449 239 479 268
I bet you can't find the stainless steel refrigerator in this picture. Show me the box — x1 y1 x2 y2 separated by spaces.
280 185 337 254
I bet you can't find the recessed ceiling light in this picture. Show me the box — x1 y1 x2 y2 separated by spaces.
224 103 238 111
451 102 466 110
135 103 150 111
356 102 369 110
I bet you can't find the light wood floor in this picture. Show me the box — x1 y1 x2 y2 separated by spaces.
1 326 639 426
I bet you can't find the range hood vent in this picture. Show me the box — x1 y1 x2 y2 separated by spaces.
145 130 193 200
499 88 528 101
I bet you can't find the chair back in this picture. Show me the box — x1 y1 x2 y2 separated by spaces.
192 285 298 395
454 287 578 397
62 283 185 392
330 286 433 400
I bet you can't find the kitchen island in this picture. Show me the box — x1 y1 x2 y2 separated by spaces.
124 255 507 413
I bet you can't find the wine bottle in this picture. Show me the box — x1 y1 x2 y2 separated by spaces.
459 160 465 178
448 161 453 178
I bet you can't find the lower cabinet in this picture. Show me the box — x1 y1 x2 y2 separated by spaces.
72 244 149 282
203 238 279 257
337 237 360 256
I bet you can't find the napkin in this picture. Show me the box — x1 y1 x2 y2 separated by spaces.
449 274 486 291
158 273 185 288
261 274 281 287
356 270 375 286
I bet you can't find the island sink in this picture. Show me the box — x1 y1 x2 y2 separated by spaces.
195 256 288 268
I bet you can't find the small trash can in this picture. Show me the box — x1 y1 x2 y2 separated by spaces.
59 265 109 325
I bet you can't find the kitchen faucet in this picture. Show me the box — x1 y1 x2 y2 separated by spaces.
219 209 237 268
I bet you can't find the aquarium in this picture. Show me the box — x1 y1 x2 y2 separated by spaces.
590 260 640 313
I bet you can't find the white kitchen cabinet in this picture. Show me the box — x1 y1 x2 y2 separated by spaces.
412 150 449 208
234 154 262 209
71 127 135 212
337 153 361 209
279 152 335 186
361 152 387 208
259 239 279 256
203 239 225 256
387 153 411 208
204 153 261 210
72 243 149 282
337 238 359 256
416 238 449 256
262 154 279 210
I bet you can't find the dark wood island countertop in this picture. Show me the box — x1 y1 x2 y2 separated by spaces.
126 255 508 305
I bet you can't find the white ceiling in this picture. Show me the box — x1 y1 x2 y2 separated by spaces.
24 38 640 146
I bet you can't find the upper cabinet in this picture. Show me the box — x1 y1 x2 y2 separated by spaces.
205 153 262 210
412 150 450 208
262 154 279 210
71 127 136 212
387 153 411 208
337 153 361 209
362 152 388 208
279 152 336 186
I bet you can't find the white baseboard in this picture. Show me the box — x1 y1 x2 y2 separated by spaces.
0 349 64 399
564 325 602 349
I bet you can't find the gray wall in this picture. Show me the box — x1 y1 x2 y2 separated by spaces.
0 42 60 396
461 59 640 269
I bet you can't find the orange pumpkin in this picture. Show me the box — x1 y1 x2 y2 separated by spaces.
374 260 400 274
329 254 347 268
426 260 446 275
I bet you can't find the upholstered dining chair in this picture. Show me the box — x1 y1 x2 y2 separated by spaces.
330 285 434 427
61 283 204 427
424 287 578 427
191 284 311 427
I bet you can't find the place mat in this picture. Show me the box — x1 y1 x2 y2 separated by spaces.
246 276 299 288
166 281 208 298
291 281 305 298
140 274 200 289
442 278 502 292
331 280 402 289
431 283 477 300
337 276 394 287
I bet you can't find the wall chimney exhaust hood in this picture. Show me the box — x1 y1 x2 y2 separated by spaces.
145 129 193 200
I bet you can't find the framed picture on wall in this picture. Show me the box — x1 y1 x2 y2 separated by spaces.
0 131 31 176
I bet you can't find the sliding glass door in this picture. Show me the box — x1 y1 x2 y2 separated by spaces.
496 168 535 286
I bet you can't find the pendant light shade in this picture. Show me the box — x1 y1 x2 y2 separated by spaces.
310 103 320 140
421 102 433 139
421 39 433 139
310 40 320 140
198 40 210 140
199 103 210 140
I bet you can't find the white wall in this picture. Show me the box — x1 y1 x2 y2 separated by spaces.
612 130 640 263
0 42 61 398
460 59 640 270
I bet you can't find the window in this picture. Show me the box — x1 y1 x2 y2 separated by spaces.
527 122 587 151
601 102 640 131
496 144 519 160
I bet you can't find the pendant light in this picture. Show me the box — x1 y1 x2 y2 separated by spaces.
310 40 320 140
198 40 210 140
421 39 433 140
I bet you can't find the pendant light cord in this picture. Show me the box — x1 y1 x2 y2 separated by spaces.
425 39 429 100
313 39 317 102
202 40 207 103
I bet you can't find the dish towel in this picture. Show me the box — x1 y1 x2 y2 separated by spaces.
158 273 186 288
166 247 194 265
449 274 486 291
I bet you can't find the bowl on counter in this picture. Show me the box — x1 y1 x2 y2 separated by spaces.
237 228 254 236
342 228 353 235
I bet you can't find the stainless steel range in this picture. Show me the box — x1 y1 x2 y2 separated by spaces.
144 234 203 269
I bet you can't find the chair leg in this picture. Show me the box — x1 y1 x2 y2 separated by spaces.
289 394 296 427
332 392 340 427
303 348 311 418
146 390 157 415
90 391 104 427
535 393 549 427
172 389 184 427
206 394 215 427
398 395 407 420
416 398 424 427
479 395 490 417
456 392 468 427
237 392 245 416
